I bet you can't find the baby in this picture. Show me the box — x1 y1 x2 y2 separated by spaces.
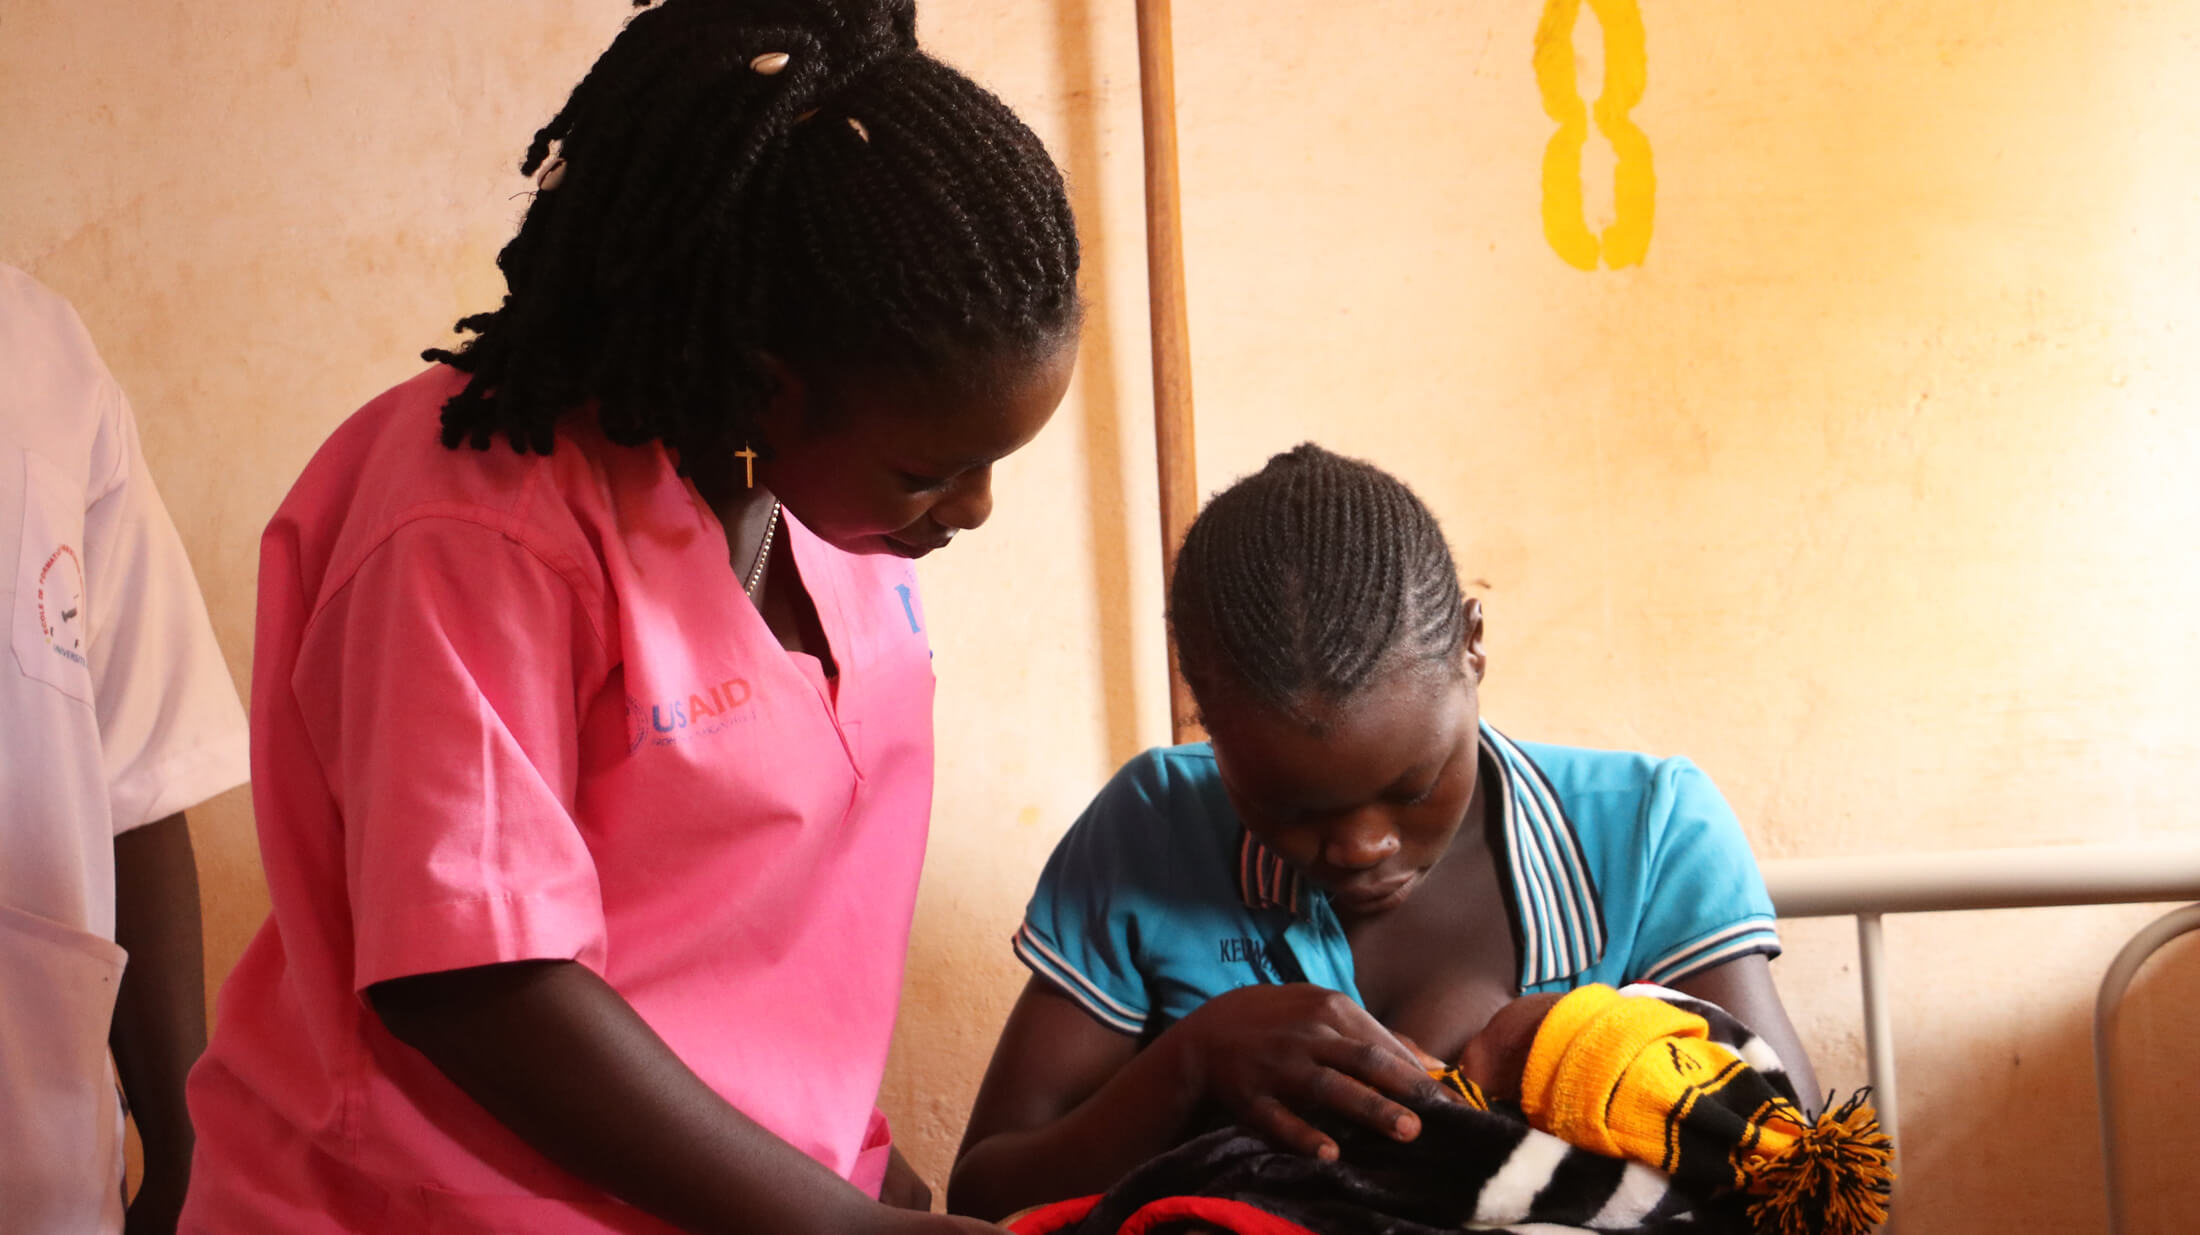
1452 989 1566 1104
1437 985 1892 1235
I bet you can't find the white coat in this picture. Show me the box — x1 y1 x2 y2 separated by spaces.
0 265 247 1234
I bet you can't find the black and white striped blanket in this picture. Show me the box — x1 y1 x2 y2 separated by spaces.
1009 988 1800 1235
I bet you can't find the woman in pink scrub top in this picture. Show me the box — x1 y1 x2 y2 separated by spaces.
180 3 1078 1233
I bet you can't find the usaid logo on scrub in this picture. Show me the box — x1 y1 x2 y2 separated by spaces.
626 677 753 753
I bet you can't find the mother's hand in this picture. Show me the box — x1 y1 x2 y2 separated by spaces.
1178 983 1461 1161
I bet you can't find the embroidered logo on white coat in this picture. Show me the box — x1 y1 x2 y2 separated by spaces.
14 447 95 703
35 543 86 667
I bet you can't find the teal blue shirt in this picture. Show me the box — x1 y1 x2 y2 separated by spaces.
1015 722 1780 1036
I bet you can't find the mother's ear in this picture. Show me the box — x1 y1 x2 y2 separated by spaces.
1464 597 1488 684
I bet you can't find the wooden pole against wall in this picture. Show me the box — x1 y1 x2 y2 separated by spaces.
1135 0 1201 742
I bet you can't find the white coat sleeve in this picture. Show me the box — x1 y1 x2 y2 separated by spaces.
82 382 249 832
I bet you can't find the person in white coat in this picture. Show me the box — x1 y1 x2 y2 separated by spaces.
0 263 248 1234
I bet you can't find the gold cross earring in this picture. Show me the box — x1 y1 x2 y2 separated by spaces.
735 443 759 488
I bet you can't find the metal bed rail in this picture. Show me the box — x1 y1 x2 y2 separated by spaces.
1761 842 2200 1234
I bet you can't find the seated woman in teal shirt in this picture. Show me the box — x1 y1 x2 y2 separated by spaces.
949 445 1818 1222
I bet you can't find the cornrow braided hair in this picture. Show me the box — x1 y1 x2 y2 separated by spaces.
1168 444 1469 725
424 0 1081 470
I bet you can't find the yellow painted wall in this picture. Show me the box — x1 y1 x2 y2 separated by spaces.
5 1 2196 1231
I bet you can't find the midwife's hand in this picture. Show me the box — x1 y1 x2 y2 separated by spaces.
1176 983 1462 1161
1458 992 1566 1102
880 1145 933 1212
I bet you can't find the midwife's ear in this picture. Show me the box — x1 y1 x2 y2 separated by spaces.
751 352 813 449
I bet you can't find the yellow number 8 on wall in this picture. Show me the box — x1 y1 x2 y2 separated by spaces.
1535 0 1653 270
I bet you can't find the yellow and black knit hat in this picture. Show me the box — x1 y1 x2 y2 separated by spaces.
1517 985 1893 1235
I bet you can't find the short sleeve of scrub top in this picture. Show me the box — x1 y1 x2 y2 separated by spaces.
82 384 252 833
291 516 612 992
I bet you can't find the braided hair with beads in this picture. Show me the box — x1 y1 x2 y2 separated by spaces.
1167 444 1470 726
424 0 1081 474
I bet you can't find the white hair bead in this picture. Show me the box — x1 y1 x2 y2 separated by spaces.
750 51 791 75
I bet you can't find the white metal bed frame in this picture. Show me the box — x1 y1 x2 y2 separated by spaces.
1760 843 2200 1233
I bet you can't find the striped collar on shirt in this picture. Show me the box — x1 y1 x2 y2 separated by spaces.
1234 720 1608 989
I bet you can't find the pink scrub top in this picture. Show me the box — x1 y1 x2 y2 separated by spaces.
181 367 936 1233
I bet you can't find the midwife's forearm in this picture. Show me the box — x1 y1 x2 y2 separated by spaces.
110 813 208 1180
370 959 879 1235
